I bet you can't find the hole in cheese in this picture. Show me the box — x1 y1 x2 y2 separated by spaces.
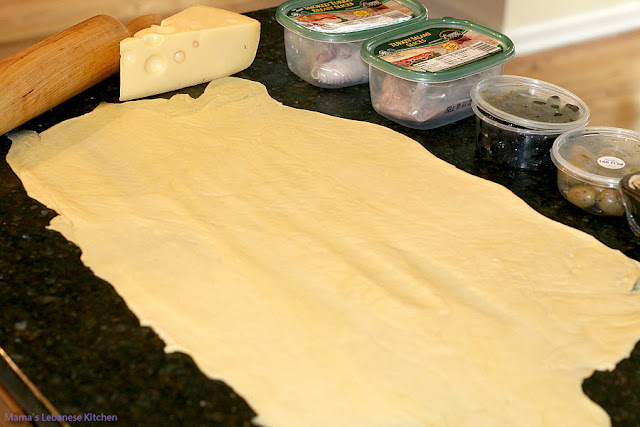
144 55 167 74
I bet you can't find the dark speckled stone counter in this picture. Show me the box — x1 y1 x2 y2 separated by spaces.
1 7 639 426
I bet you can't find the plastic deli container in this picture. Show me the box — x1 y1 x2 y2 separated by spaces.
276 0 427 89
550 127 640 216
471 75 589 170
621 172 640 236
361 18 514 129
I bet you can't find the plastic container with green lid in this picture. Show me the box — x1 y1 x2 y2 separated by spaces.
471 75 590 169
550 127 640 217
360 17 514 129
276 0 427 88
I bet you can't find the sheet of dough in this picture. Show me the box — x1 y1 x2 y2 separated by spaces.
7 77 640 427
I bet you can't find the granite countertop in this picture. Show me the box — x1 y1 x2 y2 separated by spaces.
1 7 639 426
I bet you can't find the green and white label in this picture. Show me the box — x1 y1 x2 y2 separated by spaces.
286 0 414 33
376 28 502 72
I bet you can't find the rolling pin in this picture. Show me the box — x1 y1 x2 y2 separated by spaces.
0 14 162 136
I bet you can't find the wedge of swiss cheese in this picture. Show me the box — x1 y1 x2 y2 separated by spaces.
119 6 260 101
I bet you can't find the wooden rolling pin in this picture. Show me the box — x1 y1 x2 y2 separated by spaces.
0 14 162 136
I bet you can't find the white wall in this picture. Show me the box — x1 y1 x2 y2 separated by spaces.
504 0 635 28
503 0 640 55
419 0 505 30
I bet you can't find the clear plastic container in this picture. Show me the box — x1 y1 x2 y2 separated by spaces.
550 127 640 216
621 172 640 236
471 75 589 169
361 18 514 129
276 0 427 89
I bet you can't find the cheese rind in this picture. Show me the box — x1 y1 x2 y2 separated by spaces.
119 6 260 101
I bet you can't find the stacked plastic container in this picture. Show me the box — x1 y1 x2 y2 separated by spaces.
361 18 515 129
277 1 515 129
276 0 428 89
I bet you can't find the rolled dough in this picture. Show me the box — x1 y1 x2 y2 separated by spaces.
7 77 640 426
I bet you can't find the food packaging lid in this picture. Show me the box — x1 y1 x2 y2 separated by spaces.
471 75 589 131
361 17 514 83
276 0 427 42
550 127 640 187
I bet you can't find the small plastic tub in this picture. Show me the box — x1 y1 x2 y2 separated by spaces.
276 0 427 89
360 18 514 129
621 172 640 236
550 127 640 216
471 75 589 169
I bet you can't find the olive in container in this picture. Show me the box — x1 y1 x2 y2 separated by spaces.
275 0 427 89
550 127 640 217
470 75 589 169
360 18 515 129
